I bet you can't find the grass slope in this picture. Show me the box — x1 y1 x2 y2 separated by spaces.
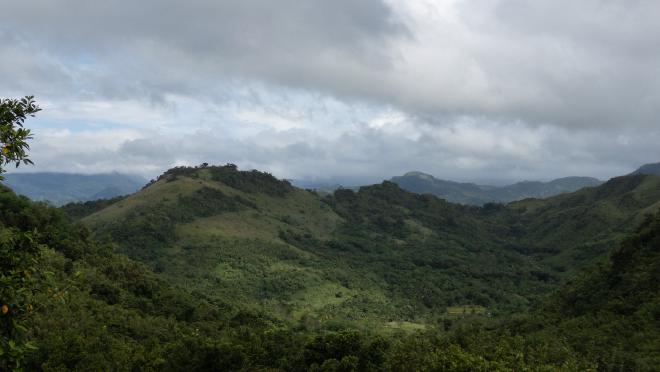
79 165 660 333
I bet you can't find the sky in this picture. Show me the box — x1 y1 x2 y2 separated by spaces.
1 0 659 184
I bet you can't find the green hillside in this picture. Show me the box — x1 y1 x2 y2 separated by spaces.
539 211 660 370
80 166 547 328
77 165 660 330
451 210 660 371
2 164 660 370
508 174 660 270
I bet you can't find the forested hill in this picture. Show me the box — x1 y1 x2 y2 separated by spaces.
390 171 602 205
73 165 660 320
538 211 660 369
443 210 660 371
2 164 659 369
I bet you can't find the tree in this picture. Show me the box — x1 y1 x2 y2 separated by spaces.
0 96 40 179
0 96 40 370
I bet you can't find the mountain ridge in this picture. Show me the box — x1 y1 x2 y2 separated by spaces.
631 161 660 175
391 171 603 205
1 171 146 205
75 164 660 326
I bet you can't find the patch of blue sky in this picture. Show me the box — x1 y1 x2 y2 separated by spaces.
29 117 131 133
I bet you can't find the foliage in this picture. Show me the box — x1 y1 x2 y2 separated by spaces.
0 227 39 371
0 96 40 370
0 97 39 179
60 195 127 220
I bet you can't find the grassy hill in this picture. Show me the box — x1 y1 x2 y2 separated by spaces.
76 165 660 331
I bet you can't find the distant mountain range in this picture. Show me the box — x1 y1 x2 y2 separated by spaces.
388 161 660 205
3 161 659 207
390 172 603 205
1 172 146 205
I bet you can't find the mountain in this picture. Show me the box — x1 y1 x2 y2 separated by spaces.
78 165 660 322
1 172 146 205
631 161 660 175
391 171 603 205
3 163 660 370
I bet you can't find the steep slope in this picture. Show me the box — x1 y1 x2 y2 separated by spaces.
2 172 146 205
538 211 660 370
82 165 559 329
446 211 660 371
391 171 602 205
80 165 660 331
507 174 660 271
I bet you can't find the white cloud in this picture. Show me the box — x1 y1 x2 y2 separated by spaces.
1 0 659 182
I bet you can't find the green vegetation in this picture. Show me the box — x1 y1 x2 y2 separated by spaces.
0 96 40 370
1 164 658 370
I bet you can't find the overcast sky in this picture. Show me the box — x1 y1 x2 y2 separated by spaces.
1 0 659 184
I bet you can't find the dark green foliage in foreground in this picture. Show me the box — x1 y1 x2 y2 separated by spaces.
0 223 39 370
0 96 41 370
447 211 660 371
0 96 39 179
539 211 660 370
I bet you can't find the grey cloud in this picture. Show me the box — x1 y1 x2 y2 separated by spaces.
2 0 660 183
1 0 406 99
24 118 660 184
2 0 659 129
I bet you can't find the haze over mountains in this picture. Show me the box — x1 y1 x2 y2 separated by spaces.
391 172 603 205
2 172 146 205
631 161 660 176
4 161 660 207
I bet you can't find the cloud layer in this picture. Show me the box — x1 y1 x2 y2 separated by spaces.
1 0 659 182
